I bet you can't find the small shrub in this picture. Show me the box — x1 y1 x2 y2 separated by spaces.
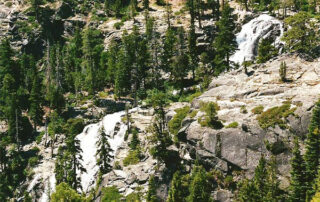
257 103 296 129
252 105 264 114
114 161 122 170
36 131 45 144
189 110 198 118
98 91 109 98
279 61 287 82
101 186 123 202
225 122 239 128
198 102 223 129
168 106 190 136
240 106 248 114
28 156 39 167
114 21 124 30
123 150 141 166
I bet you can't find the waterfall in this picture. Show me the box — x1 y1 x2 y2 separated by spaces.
77 110 127 193
230 14 284 65
37 109 130 201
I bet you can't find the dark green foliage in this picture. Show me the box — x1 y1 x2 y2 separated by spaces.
198 102 223 129
101 186 123 202
146 175 159 202
304 101 320 198
55 118 85 190
187 165 213 202
167 171 188 202
96 127 113 174
29 72 43 129
212 3 237 73
257 38 278 64
51 182 86 202
279 61 287 82
282 12 317 55
289 137 307 202
168 106 190 141
82 28 104 94
237 155 283 201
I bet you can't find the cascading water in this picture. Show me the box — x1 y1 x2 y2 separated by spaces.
34 109 130 201
230 14 284 65
77 110 128 192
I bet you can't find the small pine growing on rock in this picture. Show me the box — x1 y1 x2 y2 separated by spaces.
279 61 287 82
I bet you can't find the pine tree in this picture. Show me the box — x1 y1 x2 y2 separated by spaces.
30 0 43 21
82 28 104 94
29 72 43 131
188 21 198 79
167 171 186 202
171 55 189 93
279 61 287 82
305 100 320 199
143 0 149 10
257 38 277 64
289 137 307 202
237 179 259 202
161 28 177 73
65 119 86 190
265 156 282 201
253 155 268 200
212 2 237 72
187 165 212 202
146 175 158 202
96 127 113 174
282 12 317 55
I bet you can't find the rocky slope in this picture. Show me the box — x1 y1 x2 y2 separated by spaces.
95 53 320 201
2 0 318 201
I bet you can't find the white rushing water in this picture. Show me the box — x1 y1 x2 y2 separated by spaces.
230 14 284 65
77 110 128 193
36 109 129 201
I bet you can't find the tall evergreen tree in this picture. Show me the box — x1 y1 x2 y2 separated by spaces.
289 137 307 202
29 72 43 131
96 126 113 174
167 171 187 202
146 175 158 202
305 100 320 199
212 3 237 72
187 165 212 202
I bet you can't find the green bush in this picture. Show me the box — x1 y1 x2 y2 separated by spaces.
123 150 141 167
240 106 248 114
252 105 264 114
168 106 190 137
257 104 296 129
189 110 198 118
198 102 223 129
114 21 124 30
101 186 123 202
28 156 39 167
225 122 239 128
36 131 45 144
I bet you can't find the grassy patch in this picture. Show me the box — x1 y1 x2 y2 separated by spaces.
225 122 239 128
252 105 264 114
257 103 296 129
